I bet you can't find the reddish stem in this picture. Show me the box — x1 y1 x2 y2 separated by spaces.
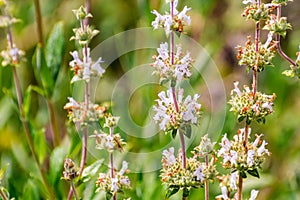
275 5 297 67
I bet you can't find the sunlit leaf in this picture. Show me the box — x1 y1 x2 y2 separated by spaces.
46 21 65 83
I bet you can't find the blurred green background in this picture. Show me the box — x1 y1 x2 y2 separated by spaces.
0 0 300 199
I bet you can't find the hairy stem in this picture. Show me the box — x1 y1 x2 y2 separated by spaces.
71 181 79 200
237 174 243 200
275 5 297 68
110 127 117 200
205 155 209 200
33 0 44 46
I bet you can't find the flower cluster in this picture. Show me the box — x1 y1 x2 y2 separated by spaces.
92 131 125 153
151 0 191 35
217 128 270 176
160 147 217 190
69 48 105 83
0 45 25 67
242 2 273 21
70 6 99 46
151 42 193 85
96 161 131 196
263 14 292 38
228 82 276 124
216 173 259 200
64 97 107 124
62 158 78 181
153 88 201 132
237 36 277 72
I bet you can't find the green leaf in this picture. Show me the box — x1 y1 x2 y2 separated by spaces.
165 186 179 199
171 129 177 139
184 125 192 139
49 146 67 185
240 171 247 179
82 159 104 182
106 192 112 200
247 169 260 178
46 21 65 82
32 45 54 98
183 187 190 197
23 180 40 200
33 128 48 164
160 79 169 86
0 164 9 183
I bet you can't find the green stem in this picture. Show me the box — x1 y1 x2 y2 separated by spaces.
33 0 44 46
71 181 79 200
0 187 8 200
47 100 60 146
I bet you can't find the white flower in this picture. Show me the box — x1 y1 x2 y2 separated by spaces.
153 88 200 131
247 149 255 167
257 140 269 156
69 48 105 82
233 81 242 96
242 0 256 4
230 150 238 166
119 161 128 176
221 186 228 200
218 134 231 157
264 32 274 49
230 171 238 190
91 57 105 76
253 134 263 147
162 147 176 165
151 0 191 36
111 177 119 192
151 10 164 30
249 189 259 200
182 94 201 123
194 166 204 181
64 97 80 109
157 42 169 60
178 6 191 25
262 102 273 112
120 176 130 187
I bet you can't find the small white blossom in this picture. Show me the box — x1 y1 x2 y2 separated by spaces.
120 176 130 187
119 161 128 176
230 150 238 166
242 0 256 4
218 134 231 157
153 88 201 131
247 149 255 167
152 43 193 83
151 0 191 36
177 6 191 25
264 32 274 49
230 171 238 190
221 186 228 200
194 166 204 181
162 147 176 165
297 46 300 61
111 177 119 192
257 140 269 156
249 189 259 200
69 48 105 82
